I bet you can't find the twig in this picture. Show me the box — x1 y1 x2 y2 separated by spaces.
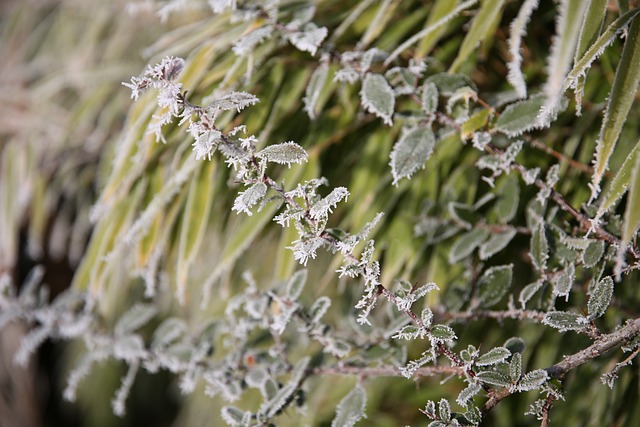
311 364 464 379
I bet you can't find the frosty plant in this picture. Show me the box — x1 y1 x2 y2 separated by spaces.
4 1 640 426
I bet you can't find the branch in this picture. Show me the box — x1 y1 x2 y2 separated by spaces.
482 317 640 414
311 364 464 379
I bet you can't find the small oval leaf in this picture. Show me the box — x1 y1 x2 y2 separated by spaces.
478 264 513 307
588 276 614 320
390 126 436 185
361 73 395 126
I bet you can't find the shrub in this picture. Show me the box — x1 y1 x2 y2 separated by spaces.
2 1 640 426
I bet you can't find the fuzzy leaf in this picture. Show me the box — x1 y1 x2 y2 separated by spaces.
113 334 146 362
583 240 605 268
208 92 259 112
438 398 451 422
478 264 513 307
421 81 439 115
304 62 329 119
517 369 548 391
456 383 482 408
430 324 457 342
596 138 640 218
519 280 544 308
495 94 547 136
331 384 367 427
479 230 516 260
257 142 308 166
286 269 308 300
507 0 540 97
232 182 267 216
309 296 331 323
496 175 520 223
591 16 640 199
476 370 510 387
476 347 511 367
361 73 395 126
151 317 188 350
530 222 548 272
588 276 614 320
509 352 522 382
389 126 436 185
220 406 248 426
619 151 640 271
115 304 157 336
288 23 328 56
553 263 574 300
449 228 489 263
543 311 588 331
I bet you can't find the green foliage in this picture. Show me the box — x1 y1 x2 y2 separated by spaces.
3 1 640 426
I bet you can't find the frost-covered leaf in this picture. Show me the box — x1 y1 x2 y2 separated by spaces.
517 369 548 391
619 151 640 274
394 324 427 340
588 276 613 320
151 317 188 350
232 182 267 216
495 94 547 136
457 383 482 408
389 126 436 185
257 142 308 166
309 296 331 323
304 62 329 119
331 384 367 427
596 139 640 218
496 175 520 223
504 337 526 354
530 222 548 272
260 357 309 417
310 187 349 220
233 26 274 56
115 304 157 336
478 264 513 307
476 347 511 367
208 92 259 113
553 263 574 300
426 72 476 96
421 81 439 115
113 334 146 362
507 0 540 98
519 280 544 308
583 240 605 268
221 406 249 426
591 16 640 200
509 352 522 382
438 398 451 422
430 324 457 343
286 269 307 300
288 23 328 56
479 230 516 260
449 228 489 263
361 73 395 126
476 370 510 387
543 311 588 331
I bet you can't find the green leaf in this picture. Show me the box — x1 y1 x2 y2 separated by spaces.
476 370 510 388
588 276 613 320
421 81 438 115
519 280 544 308
506 0 540 97
151 317 188 350
583 240 605 268
430 324 457 342
495 174 520 223
360 73 395 126
476 347 511 367
553 263 574 300
309 296 331 323
591 16 640 198
461 109 491 140
456 383 482 408
221 406 248 426
596 138 640 218
530 222 548 272
495 94 547 136
509 352 522 382
517 369 548 391
389 126 436 185
504 337 526 354
438 398 451 422
479 230 516 260
426 72 476 96
543 311 588 331
331 384 367 427
478 264 513 307
449 228 489 263
449 0 506 73
114 303 157 337
619 150 640 271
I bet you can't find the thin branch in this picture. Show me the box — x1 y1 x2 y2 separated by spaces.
482 317 640 414
311 364 464 379
435 308 546 323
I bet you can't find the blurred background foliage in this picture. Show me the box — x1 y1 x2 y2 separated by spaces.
1 0 640 426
